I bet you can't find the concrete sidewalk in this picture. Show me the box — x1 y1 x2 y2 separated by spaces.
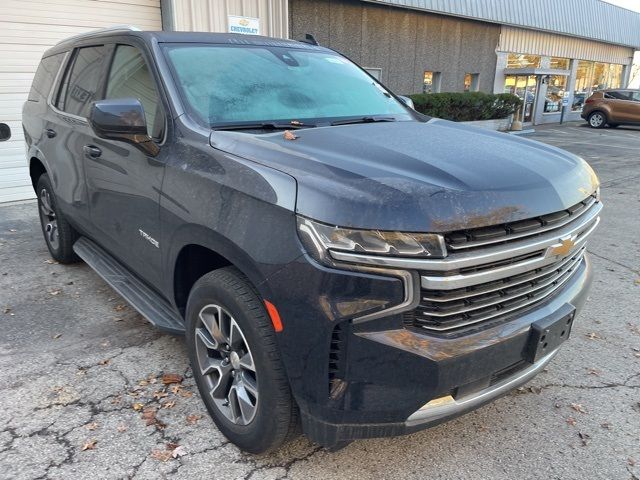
0 122 638 479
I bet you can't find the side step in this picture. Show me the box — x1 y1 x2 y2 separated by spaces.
73 237 185 334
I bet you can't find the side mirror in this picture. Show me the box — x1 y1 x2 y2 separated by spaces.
89 98 158 156
0 123 11 142
398 95 415 110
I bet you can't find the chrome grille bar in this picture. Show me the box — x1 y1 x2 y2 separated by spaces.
418 249 585 319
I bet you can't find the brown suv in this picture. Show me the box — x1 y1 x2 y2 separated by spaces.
582 89 640 128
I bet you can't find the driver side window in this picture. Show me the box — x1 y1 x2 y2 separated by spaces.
105 45 164 139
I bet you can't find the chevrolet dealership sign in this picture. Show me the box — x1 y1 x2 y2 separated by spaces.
228 15 260 35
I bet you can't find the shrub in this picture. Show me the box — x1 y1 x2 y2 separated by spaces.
408 92 521 122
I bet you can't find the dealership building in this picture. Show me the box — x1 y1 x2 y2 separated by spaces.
1 0 639 202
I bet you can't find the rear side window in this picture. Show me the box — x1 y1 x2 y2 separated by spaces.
604 91 632 100
56 45 107 117
28 53 65 102
105 45 163 139
631 92 640 102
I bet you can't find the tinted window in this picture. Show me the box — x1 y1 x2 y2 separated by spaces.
105 45 162 139
604 91 631 100
163 45 411 127
631 92 640 102
28 53 65 102
57 46 107 117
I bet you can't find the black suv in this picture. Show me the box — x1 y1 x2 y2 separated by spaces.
23 27 601 453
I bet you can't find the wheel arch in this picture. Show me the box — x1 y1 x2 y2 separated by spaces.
169 226 272 318
29 157 47 192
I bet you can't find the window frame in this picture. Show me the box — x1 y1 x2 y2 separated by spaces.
53 44 110 119
103 42 167 142
464 73 480 92
423 71 441 93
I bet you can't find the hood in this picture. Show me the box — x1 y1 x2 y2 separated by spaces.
209 119 599 232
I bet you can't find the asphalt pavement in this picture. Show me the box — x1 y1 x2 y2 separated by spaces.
0 121 638 480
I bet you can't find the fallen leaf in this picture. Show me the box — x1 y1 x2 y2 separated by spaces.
162 400 176 409
172 445 187 458
585 332 601 340
142 407 157 426
3 307 11 314
578 431 590 446
600 422 612 430
98 359 110 366
186 414 201 425
150 449 173 462
566 417 577 426
180 390 193 398
44 259 58 265
85 422 99 431
629 458 637 467
52 333 62 339
283 130 298 141
8 229 16 233
81 439 97 451
586 368 601 376
133 402 145 411
114 304 127 312
570 403 587 414
138 380 149 387
117 424 128 433
162 373 183 385
627 323 640 336
169 384 182 395
153 390 168 400
166 442 179 450
49 289 62 296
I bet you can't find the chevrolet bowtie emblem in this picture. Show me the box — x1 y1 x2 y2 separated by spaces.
549 236 577 257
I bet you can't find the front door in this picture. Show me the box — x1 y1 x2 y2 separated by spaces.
504 75 538 123
84 43 167 285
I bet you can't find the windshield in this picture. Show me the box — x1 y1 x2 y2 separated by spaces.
162 43 412 127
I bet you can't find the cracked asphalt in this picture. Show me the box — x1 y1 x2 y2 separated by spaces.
1 121 639 480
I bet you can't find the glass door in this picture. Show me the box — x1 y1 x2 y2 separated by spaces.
504 75 538 122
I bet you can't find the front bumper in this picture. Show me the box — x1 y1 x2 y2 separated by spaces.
267 252 592 448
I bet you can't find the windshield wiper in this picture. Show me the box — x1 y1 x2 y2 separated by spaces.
212 121 313 131
330 116 397 126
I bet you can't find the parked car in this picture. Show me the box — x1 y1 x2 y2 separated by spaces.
23 27 602 453
582 89 640 128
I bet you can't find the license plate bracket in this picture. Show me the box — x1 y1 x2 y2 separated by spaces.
526 304 575 363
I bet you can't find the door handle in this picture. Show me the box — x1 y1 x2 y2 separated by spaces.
45 128 56 138
83 145 102 158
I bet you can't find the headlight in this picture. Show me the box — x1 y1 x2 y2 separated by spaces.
297 216 446 264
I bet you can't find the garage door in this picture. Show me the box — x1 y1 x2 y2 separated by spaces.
0 0 161 203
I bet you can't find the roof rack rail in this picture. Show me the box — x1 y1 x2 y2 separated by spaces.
57 25 141 44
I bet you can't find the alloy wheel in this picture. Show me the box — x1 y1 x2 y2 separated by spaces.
39 188 59 250
589 112 604 128
194 304 258 425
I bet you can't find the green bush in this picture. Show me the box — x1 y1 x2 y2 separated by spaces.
408 92 522 122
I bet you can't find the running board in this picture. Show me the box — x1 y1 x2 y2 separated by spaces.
73 237 185 334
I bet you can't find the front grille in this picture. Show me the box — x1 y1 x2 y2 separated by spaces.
406 247 586 331
405 196 601 332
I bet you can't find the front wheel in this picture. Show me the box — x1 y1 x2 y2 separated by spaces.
36 173 79 263
587 111 607 129
185 267 299 453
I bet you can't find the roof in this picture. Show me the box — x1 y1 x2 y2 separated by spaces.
46 28 329 56
361 0 640 48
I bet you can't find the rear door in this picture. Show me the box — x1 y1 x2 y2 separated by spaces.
83 41 167 285
629 92 640 123
48 44 109 230
605 90 635 123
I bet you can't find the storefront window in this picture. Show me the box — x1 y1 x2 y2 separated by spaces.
550 57 570 70
544 75 567 113
571 61 626 111
572 60 594 111
608 64 623 89
507 54 541 68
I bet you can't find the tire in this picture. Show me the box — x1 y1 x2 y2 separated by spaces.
36 173 80 264
185 267 299 453
587 111 607 129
